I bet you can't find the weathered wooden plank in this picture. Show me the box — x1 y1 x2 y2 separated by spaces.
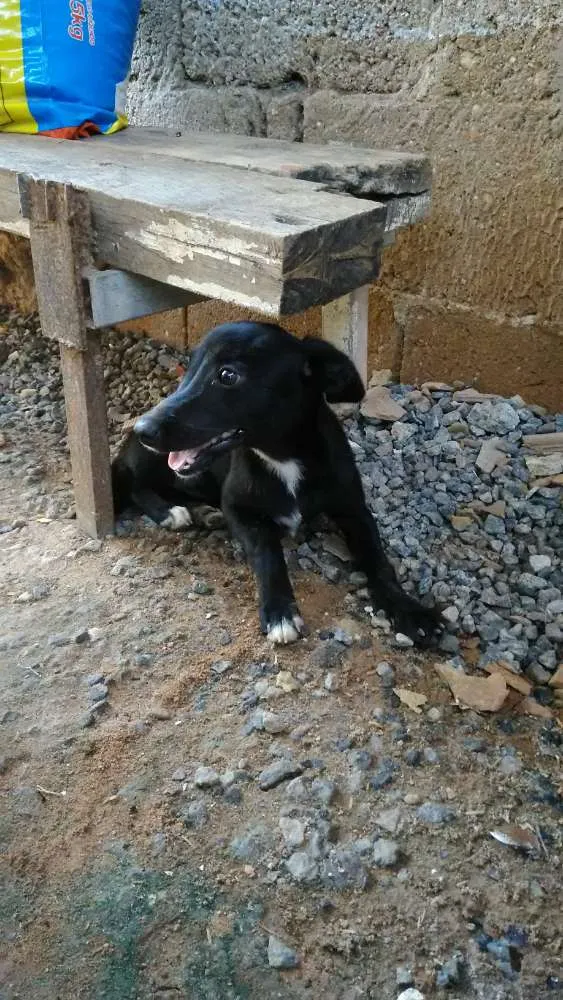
322 285 371 386
60 339 114 538
91 127 431 197
25 178 90 349
26 177 114 537
0 135 387 315
85 267 204 328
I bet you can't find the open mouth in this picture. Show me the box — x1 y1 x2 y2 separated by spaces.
168 429 243 475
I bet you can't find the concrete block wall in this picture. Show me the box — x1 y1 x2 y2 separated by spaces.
1 2 562 407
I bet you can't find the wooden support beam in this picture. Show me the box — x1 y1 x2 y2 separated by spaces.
59 338 115 539
321 285 370 387
26 178 114 538
85 267 205 329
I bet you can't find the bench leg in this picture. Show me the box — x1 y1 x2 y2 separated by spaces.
59 337 114 539
23 177 114 538
321 285 369 387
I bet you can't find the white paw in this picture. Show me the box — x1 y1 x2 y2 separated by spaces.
161 505 193 530
267 616 304 645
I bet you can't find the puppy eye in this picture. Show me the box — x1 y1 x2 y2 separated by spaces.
217 367 240 387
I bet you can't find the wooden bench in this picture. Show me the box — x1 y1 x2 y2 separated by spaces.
0 129 431 538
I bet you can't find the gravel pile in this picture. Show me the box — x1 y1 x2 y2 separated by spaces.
1 309 561 685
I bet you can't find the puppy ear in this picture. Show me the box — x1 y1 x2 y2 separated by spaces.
302 336 365 403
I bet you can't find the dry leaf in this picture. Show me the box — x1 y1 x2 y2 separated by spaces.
484 662 532 696
490 825 541 853
518 697 553 720
435 663 508 712
393 687 427 713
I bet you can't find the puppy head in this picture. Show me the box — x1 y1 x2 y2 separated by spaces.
134 321 364 474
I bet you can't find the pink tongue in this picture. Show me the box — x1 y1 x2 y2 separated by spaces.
168 449 197 471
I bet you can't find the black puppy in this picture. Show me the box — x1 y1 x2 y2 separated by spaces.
112 321 442 646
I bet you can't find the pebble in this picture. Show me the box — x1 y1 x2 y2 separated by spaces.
262 711 289 734
376 661 395 684
230 824 272 862
320 848 368 890
286 851 318 883
267 936 300 969
258 759 303 790
426 707 442 723
87 683 108 704
417 802 457 825
397 991 425 1000
396 966 414 988
372 838 400 867
211 659 232 675
279 816 306 848
194 766 220 788
181 800 208 828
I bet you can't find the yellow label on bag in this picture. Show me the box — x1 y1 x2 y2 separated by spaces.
0 0 38 130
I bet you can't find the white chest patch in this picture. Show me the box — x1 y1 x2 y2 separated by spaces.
252 449 303 497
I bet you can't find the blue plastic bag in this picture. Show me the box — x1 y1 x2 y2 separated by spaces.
0 0 140 136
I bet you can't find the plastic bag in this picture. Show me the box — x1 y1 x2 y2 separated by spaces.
0 0 140 137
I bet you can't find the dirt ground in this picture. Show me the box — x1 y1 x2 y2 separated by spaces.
0 422 562 1000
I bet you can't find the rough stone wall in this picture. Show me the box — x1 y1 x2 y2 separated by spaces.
2 2 562 407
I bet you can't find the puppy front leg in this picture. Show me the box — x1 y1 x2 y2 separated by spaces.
130 487 193 530
223 504 304 644
331 505 442 647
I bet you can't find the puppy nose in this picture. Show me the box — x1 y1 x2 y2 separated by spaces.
134 414 161 449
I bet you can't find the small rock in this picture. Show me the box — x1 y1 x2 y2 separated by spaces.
476 437 507 473
397 991 425 1000
417 802 457 825
267 936 300 970
87 683 108 704
469 400 519 434
224 786 243 805
258 759 303 790
376 661 395 684
369 763 395 790
230 824 272 862
171 768 187 782
194 766 220 788
311 777 336 805
86 672 104 686
442 605 459 625
426 707 442 723
375 807 403 834
372 838 400 867
319 848 368 890
450 515 473 531
361 385 406 422
396 966 415 988
182 800 208 828
286 851 318 883
211 659 232 675
394 632 414 648
279 816 306 848
262 711 289 734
